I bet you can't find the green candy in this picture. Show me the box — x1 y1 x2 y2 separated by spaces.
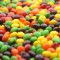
10 27 18 32
33 32 41 37
31 46 36 52
46 0 55 3
36 14 40 19
1 2 7 6
45 26 52 32
41 30 49 36
25 10 30 14
30 58 35 60
45 12 50 18
24 34 31 40
14 43 23 48
0 11 3 14
52 37 60 43
29 28 34 32
52 58 59 60
30 37 37 42
11 4 16 8
5 20 12 26
8 37 17 45
1 45 9 52
29 7 33 10
38 18 44 24
0 41 4 49
36 44 41 49
25 15 30 20
36 48 44 54
24 25 30 30
11 56 17 60
12 0 18 3
2 55 10 60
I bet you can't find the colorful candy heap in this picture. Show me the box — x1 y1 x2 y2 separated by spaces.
0 0 60 60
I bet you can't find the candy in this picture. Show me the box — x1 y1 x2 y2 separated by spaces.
1 45 9 52
38 18 44 24
10 27 18 32
42 51 51 57
16 38 24 44
0 41 4 49
8 37 17 45
0 0 60 60
33 32 41 37
5 20 12 26
35 54 44 60
11 48 18 55
2 55 10 60
31 46 36 52
24 33 31 40
11 56 17 60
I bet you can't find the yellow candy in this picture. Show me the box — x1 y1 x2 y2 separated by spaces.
59 53 60 58
49 20 57 25
39 9 47 15
54 35 59 39
12 19 20 24
47 40 53 47
2 7 9 12
40 38 47 45
48 2 54 6
50 31 58 36
42 51 51 57
37 0 42 4
16 6 22 11
11 23 19 27
37 36 45 41
10 32 17 37
55 6 60 10
57 10 60 14
31 16 36 20
20 23 25 28
0 25 4 29
16 39 24 44
33 41 40 46
17 32 25 37
30 4 38 9
55 14 60 19
56 47 60 54
39 15 46 20
23 6 29 11
50 53 57 58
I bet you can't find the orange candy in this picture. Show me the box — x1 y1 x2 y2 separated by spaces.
23 21 30 26
11 48 18 55
29 14 33 17
43 43 51 50
30 8 39 15
16 2 22 6
17 46 25 53
5 17 12 21
48 48 56 53
17 10 23 15
46 36 52 40
30 20 36 27
20 18 26 23
2 32 10 42
44 19 50 25
16 55 22 60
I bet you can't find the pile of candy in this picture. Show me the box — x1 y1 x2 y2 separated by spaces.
0 0 60 60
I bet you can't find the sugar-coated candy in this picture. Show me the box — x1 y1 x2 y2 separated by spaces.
0 0 60 60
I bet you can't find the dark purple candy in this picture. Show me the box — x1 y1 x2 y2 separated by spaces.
35 54 44 60
28 51 36 57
